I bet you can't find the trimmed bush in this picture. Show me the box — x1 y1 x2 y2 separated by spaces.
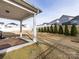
44 26 47 32
40 27 42 32
47 26 50 33
64 25 70 35
42 27 44 32
53 24 58 33
39 27 41 32
38 28 41 32
58 25 63 34
49 25 53 33
71 25 77 36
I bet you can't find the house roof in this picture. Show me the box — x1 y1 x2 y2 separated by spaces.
0 0 41 20
0 22 4 24
7 23 18 26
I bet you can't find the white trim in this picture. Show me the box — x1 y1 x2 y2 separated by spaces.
3 0 35 14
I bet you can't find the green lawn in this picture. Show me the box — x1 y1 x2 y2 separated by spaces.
0 44 39 59
0 43 49 59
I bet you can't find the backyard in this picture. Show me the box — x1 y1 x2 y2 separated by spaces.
0 31 79 59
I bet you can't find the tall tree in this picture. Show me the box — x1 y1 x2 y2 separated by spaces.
47 26 50 33
44 26 46 32
64 25 70 35
40 27 43 32
54 24 58 33
71 25 77 36
50 25 53 33
42 27 44 32
58 25 63 34
38 27 41 32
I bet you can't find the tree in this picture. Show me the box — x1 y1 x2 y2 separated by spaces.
38 27 41 32
71 25 77 36
50 25 53 33
53 24 58 33
58 25 63 34
40 27 42 32
41 27 44 32
44 26 46 32
64 25 70 35
47 26 50 33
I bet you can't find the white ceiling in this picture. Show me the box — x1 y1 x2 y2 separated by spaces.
0 0 39 21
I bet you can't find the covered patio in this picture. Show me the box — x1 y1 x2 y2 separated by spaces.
0 0 41 53
0 0 41 42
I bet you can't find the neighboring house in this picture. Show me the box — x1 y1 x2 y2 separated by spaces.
37 23 50 28
63 16 79 25
0 22 5 30
0 22 4 25
49 19 59 25
42 23 49 25
37 15 74 27
5 23 18 28
37 15 79 28
22 24 26 27
0 23 32 32
49 15 74 25
37 23 47 26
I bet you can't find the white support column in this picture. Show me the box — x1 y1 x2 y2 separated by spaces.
33 13 37 42
20 20 22 37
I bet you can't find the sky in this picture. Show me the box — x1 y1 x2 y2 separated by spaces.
1 0 79 27
24 0 79 26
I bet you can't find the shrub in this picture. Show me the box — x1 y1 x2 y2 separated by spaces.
50 25 53 33
71 25 77 36
40 27 42 32
53 24 58 33
44 26 47 32
38 27 41 32
64 25 70 35
58 25 63 34
47 26 50 33
41 27 44 32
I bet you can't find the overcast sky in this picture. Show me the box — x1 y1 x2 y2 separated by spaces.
1 0 79 27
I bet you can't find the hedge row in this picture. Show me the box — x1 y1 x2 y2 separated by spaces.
38 24 78 36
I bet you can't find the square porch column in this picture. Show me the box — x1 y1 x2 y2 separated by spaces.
33 13 37 42
20 20 22 37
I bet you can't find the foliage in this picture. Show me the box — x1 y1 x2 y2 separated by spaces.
44 26 47 32
38 27 41 32
49 25 53 33
41 27 44 32
64 25 70 35
58 25 63 34
47 26 50 33
71 25 77 36
53 24 58 33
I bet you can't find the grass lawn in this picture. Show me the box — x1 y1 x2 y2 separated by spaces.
0 43 49 59
0 32 79 59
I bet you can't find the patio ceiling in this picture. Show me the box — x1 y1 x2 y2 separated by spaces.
0 0 41 21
